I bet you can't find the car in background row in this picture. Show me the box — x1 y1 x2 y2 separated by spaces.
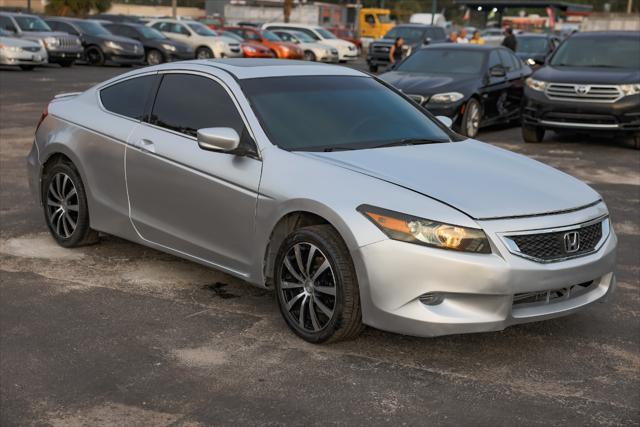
220 30 275 58
148 19 242 59
522 31 640 149
45 17 144 66
226 26 303 59
0 28 47 70
0 12 82 67
381 45 531 137
262 23 358 62
101 22 193 65
367 25 447 73
515 33 560 67
327 27 362 53
198 15 224 30
479 28 504 45
272 29 338 62
88 14 145 24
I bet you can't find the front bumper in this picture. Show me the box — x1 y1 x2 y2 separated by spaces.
523 89 640 133
338 49 358 61
366 53 389 67
319 52 340 63
352 205 617 337
0 50 47 66
47 47 83 63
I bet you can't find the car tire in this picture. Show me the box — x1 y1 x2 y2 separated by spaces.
303 50 316 61
461 98 481 138
633 133 640 150
195 47 213 59
368 64 378 73
274 225 363 343
146 49 164 65
85 46 105 66
19 65 35 71
522 125 545 143
42 160 99 248
59 60 74 68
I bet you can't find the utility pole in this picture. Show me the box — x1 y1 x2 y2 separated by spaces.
431 0 437 25
628 0 634 14
172 0 178 19
27 0 31 13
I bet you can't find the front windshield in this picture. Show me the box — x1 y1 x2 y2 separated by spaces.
397 49 485 74
139 26 166 40
315 28 336 39
241 76 451 151
0 28 10 37
291 31 314 43
550 36 640 68
222 31 243 42
384 27 424 44
76 20 111 36
377 14 391 23
14 16 51 32
516 37 547 53
187 22 217 36
262 30 281 41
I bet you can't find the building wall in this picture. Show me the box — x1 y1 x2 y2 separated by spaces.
581 13 640 31
0 0 45 13
107 4 206 19
224 4 318 25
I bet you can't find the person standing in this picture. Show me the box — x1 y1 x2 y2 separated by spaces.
388 37 404 67
502 27 517 51
448 31 458 43
469 30 485 45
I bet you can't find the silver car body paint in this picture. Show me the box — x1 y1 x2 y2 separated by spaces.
26 59 617 338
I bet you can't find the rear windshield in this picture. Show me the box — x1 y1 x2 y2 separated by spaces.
241 76 451 151
516 37 547 53
397 49 486 74
550 35 640 68
76 20 111 36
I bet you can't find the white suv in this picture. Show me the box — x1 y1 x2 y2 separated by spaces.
147 19 242 59
262 23 357 61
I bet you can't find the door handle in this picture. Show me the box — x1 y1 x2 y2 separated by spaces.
137 138 156 154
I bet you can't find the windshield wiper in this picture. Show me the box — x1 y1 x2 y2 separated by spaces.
373 138 448 149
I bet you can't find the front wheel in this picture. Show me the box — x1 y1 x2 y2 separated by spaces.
303 50 316 61
460 98 481 138
146 49 164 65
42 160 98 247
85 46 105 66
274 225 363 343
195 47 213 59
522 125 545 143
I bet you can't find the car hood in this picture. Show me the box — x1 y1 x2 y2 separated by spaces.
380 71 479 95
21 31 74 40
300 140 599 220
0 36 41 47
321 38 354 48
533 65 640 85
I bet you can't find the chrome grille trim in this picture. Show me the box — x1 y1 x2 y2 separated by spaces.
545 83 622 103
499 215 610 263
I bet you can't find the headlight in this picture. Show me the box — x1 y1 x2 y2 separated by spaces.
428 92 464 104
526 58 536 66
244 45 257 53
105 41 123 50
619 84 640 97
161 43 176 52
525 77 546 91
358 205 491 253
44 37 59 47
0 44 21 52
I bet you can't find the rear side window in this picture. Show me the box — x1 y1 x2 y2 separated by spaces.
149 74 245 138
100 75 156 120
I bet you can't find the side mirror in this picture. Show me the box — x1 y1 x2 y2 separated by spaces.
490 66 506 77
436 116 453 128
423 37 431 45
197 127 240 152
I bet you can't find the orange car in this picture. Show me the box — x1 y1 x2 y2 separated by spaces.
220 30 275 58
225 26 303 59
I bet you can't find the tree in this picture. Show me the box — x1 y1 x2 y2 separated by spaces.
283 0 292 23
45 0 113 17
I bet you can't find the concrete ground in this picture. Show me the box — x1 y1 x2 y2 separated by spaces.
1 61 639 426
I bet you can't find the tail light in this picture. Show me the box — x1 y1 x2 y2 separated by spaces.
36 103 49 131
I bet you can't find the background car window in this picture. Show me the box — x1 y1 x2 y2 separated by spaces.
0 16 18 33
397 49 486 74
244 30 261 41
498 49 520 71
100 75 156 120
52 21 79 35
488 50 502 70
550 36 640 69
291 27 320 40
14 16 51 32
150 74 245 138
365 14 375 25
276 32 292 42
107 25 137 39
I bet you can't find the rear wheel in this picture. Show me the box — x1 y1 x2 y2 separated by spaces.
303 50 316 61
522 125 545 143
195 47 213 59
461 98 481 138
146 49 164 65
274 225 363 343
42 160 98 248
19 65 35 71
85 46 105 66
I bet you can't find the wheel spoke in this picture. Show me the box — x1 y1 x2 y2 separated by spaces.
284 257 304 283
55 174 63 200
285 291 305 312
65 213 77 230
61 214 71 237
281 281 304 290
305 245 316 277
47 197 61 207
55 211 64 236
66 204 79 212
49 184 62 202
309 298 321 331
311 259 330 282
314 296 334 318
298 294 308 328
62 174 70 196
293 244 306 278
64 188 76 202
314 285 336 296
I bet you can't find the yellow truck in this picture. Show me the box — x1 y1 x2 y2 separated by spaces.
358 8 394 40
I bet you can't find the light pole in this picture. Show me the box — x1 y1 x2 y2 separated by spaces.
431 0 437 25
172 0 177 19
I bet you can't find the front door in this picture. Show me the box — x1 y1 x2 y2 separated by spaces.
125 71 262 276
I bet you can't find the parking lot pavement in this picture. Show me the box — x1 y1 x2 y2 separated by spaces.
1 63 639 426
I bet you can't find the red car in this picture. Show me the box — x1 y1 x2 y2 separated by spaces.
225 26 304 59
328 27 362 52
220 30 275 58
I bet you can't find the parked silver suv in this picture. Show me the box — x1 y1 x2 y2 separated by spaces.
0 12 83 67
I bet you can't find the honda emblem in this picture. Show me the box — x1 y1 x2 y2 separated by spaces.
564 231 580 253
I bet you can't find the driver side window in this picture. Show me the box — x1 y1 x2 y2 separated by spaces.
0 16 17 33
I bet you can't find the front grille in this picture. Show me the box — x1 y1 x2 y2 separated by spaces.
57 37 79 49
545 83 622 103
21 46 40 52
505 219 605 262
543 112 618 125
513 281 595 307
372 45 390 53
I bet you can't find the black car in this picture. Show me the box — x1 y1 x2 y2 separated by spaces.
101 22 194 65
88 14 145 24
515 33 560 67
380 44 532 137
522 31 640 148
44 17 144 66
366 24 447 73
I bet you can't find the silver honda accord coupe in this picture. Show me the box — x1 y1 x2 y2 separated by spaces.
26 59 617 343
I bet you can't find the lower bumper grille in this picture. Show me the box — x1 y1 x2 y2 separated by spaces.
513 281 595 307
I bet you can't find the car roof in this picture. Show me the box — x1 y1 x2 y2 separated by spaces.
0 11 40 18
424 44 499 51
393 24 443 29
517 33 553 38
571 30 639 38
144 59 366 80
